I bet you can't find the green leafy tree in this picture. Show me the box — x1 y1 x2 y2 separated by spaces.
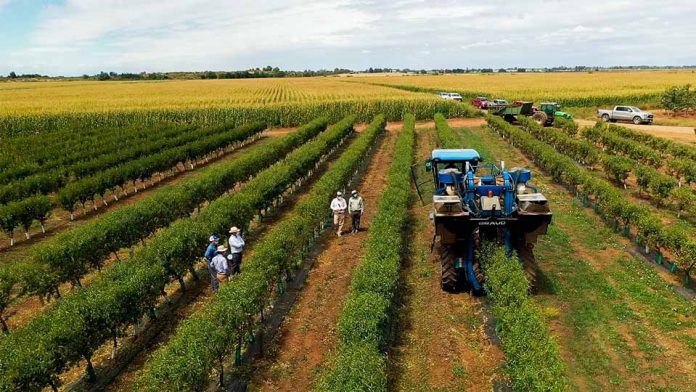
661 84 695 114
669 187 696 218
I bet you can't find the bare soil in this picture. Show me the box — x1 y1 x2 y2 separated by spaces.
248 125 398 392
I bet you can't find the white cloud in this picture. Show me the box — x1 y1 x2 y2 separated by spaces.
2 0 696 74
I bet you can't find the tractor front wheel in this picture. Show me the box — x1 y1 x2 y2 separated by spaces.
440 244 458 292
532 111 548 126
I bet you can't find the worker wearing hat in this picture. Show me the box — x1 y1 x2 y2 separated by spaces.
348 190 364 233
204 235 221 292
330 191 347 237
228 226 245 275
210 244 231 285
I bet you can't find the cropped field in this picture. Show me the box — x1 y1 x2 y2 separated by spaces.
0 74 694 392
0 77 431 116
350 70 696 106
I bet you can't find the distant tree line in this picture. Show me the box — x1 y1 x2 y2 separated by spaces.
2 64 695 81
87 71 170 81
199 66 352 79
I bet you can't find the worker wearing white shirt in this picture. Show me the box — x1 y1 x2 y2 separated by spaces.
330 191 347 237
228 226 245 275
211 245 231 284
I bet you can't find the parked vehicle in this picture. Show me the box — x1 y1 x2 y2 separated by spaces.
531 102 573 126
489 101 534 122
597 106 654 125
471 96 489 108
486 99 508 108
437 92 463 102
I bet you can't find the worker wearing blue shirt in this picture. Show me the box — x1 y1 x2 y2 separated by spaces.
205 235 220 292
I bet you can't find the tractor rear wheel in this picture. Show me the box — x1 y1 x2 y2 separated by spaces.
517 245 537 293
440 244 458 292
532 111 548 126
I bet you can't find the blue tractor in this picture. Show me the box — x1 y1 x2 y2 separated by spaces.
416 149 552 294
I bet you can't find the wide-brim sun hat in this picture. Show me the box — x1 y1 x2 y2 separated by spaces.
216 245 228 252
229 226 240 234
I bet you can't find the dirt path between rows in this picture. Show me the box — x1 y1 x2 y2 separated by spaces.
574 119 695 144
390 125 505 391
247 125 398 392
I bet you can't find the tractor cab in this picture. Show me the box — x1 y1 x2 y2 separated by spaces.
427 149 481 195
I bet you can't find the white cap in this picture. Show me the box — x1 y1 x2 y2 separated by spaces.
209 235 219 242
351 190 358 195
336 191 342 196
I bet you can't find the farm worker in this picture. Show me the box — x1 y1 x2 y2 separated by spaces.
211 245 231 284
330 191 347 237
228 226 245 275
205 235 221 292
348 190 364 233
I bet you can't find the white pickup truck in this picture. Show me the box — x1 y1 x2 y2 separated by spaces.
597 106 654 125
437 92 463 102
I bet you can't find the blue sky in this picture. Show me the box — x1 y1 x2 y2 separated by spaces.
1 0 695 76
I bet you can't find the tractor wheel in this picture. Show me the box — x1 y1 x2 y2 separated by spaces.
439 244 458 292
471 257 486 296
601 114 610 122
517 245 537 293
632 116 642 125
532 111 548 126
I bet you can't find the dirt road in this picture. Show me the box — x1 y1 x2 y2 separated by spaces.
248 125 397 391
575 119 695 144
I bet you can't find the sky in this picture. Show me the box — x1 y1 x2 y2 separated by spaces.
0 0 695 76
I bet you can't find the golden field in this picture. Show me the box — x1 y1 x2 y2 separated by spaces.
350 70 696 103
1 71 695 117
0 77 430 116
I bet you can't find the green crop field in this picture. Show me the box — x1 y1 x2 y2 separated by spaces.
0 74 694 392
